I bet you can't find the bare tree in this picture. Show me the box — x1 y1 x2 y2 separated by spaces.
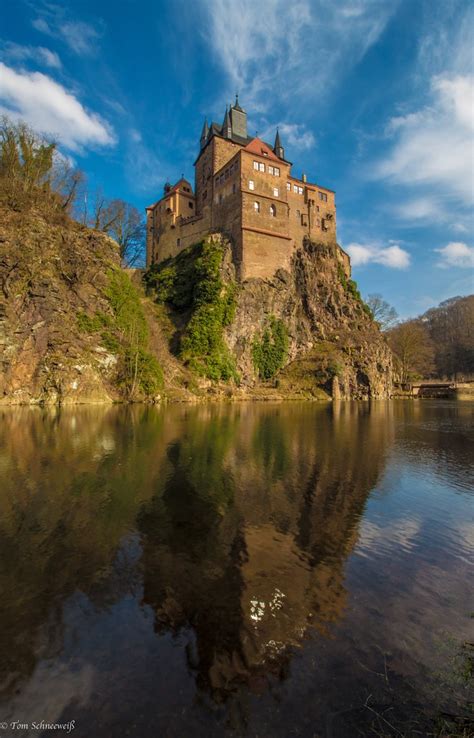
50 152 86 213
88 195 145 266
367 294 398 330
386 320 435 382
0 116 84 215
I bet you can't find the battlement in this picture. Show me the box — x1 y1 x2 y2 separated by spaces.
146 98 346 280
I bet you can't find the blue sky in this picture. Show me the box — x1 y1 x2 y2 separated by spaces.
1 0 473 316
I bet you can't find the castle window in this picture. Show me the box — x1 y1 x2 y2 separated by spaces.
259 162 265 172
318 191 328 202
249 180 255 190
270 204 276 217
232 183 236 194
188 201 193 208
293 184 298 193
254 201 260 213
273 187 279 197
269 165 274 175
286 182 291 191
298 186 303 194
253 161 259 170
177 238 181 247
274 167 280 176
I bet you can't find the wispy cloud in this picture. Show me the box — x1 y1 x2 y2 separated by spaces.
435 242 474 269
258 121 315 151
32 5 102 56
200 0 397 113
375 74 474 207
0 62 115 151
0 41 61 68
346 242 411 269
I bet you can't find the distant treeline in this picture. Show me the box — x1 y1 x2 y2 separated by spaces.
384 295 474 382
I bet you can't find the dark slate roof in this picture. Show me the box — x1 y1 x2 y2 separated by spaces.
208 121 253 147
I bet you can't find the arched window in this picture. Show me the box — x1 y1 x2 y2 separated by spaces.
254 201 260 213
270 204 276 217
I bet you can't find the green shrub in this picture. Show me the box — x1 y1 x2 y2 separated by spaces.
145 239 238 382
252 317 289 380
76 268 163 398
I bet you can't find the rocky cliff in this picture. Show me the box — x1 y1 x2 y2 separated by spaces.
146 235 393 400
0 206 163 404
0 208 392 404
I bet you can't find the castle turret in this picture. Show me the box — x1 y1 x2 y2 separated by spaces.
230 94 247 140
222 106 232 139
200 118 209 149
274 128 285 159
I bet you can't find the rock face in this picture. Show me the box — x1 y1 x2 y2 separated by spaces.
225 239 393 398
0 208 392 404
0 206 122 404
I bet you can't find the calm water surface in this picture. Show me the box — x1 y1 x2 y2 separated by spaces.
0 401 472 737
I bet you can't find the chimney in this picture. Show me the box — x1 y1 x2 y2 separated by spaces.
302 173 307 183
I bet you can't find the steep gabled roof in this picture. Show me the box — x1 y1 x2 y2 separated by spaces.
243 137 282 162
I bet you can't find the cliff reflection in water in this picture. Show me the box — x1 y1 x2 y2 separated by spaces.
137 401 394 699
0 401 393 707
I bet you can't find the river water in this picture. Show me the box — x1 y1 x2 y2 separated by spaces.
0 401 472 737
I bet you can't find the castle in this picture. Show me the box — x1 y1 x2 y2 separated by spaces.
146 97 350 280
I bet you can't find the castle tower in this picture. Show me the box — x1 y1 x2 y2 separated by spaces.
230 95 247 140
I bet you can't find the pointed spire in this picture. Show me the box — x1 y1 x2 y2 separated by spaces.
274 128 281 148
233 92 243 112
200 117 209 148
222 105 231 138
274 127 285 159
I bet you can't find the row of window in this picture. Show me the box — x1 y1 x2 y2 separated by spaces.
215 161 238 186
253 201 277 217
253 161 281 176
248 180 280 197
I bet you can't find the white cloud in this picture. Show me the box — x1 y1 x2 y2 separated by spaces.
0 42 61 68
394 196 445 223
32 8 101 56
258 122 315 151
201 0 398 113
435 242 474 269
375 74 474 206
346 242 411 269
0 62 115 151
